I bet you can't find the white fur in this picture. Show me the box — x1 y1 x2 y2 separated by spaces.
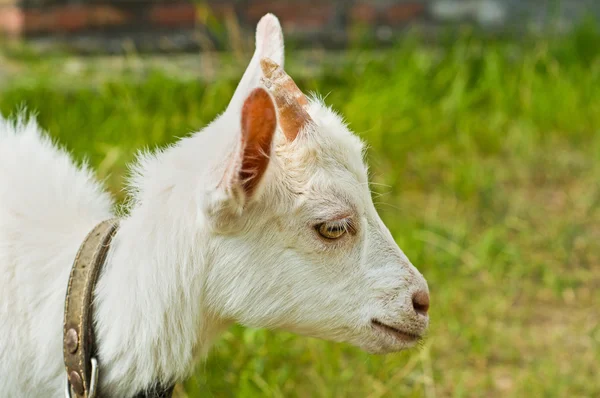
0 14 429 398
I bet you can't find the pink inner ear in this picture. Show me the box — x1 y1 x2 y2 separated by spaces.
240 88 277 196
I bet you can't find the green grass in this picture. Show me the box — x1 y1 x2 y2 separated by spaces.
2 27 600 397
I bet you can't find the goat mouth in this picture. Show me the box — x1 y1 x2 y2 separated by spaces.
371 319 421 343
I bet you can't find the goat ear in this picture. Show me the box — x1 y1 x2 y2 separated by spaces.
255 13 285 67
206 88 277 231
238 88 277 196
218 88 277 200
226 14 284 115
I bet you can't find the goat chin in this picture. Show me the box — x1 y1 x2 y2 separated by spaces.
0 13 429 398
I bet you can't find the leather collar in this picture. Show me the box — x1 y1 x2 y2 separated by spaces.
63 219 174 398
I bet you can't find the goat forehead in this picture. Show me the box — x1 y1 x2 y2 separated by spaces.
266 99 371 215
298 100 368 182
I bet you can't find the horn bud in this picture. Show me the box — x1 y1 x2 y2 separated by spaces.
260 57 313 141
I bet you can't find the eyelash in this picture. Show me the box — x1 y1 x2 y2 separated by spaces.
314 218 357 240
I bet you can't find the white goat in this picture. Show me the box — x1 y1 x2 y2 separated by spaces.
0 14 429 398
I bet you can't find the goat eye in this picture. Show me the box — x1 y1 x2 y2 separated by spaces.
316 222 347 240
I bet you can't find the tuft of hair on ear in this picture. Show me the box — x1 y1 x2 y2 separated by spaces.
239 87 277 197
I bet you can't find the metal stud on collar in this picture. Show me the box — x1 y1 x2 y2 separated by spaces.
65 357 98 398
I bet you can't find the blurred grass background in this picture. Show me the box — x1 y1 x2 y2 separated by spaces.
1 24 600 397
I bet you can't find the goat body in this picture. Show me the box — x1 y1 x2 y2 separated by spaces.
0 14 429 397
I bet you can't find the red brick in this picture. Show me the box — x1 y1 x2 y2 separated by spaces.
148 3 196 27
90 6 130 26
22 10 55 33
196 2 235 24
55 6 89 32
349 3 378 24
383 3 425 25
246 1 335 30
13 4 179 34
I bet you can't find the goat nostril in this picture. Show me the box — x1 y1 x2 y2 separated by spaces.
412 290 430 316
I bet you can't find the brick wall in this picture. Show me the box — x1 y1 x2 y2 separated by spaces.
1 1 599 52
